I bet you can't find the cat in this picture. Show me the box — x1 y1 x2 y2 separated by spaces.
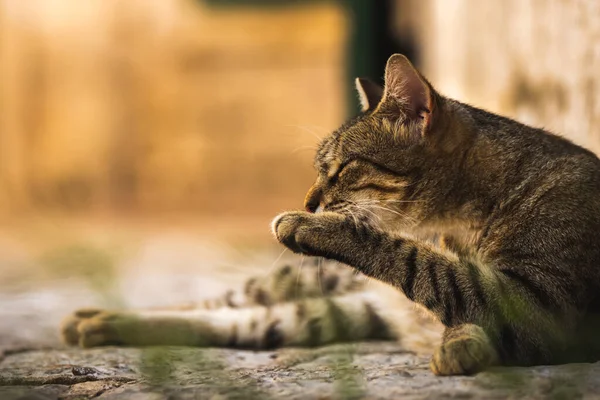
61 54 600 376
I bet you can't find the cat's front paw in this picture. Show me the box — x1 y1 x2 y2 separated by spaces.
271 211 313 254
430 325 498 376
271 211 345 255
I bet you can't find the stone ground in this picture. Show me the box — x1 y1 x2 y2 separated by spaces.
3 343 600 399
1 226 600 399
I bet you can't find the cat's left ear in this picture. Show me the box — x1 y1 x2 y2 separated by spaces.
379 54 436 131
355 78 384 112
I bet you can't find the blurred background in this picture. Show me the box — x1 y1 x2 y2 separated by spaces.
1 0 600 347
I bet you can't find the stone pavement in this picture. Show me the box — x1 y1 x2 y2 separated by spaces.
2 342 600 399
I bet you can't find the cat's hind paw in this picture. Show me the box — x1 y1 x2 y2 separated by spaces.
60 309 133 348
60 308 104 346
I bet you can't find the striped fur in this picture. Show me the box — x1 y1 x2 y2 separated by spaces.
271 55 600 375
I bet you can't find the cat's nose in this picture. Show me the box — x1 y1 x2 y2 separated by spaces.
305 200 320 213
304 184 323 213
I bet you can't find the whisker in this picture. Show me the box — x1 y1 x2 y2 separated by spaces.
347 199 422 228
362 204 410 218
345 206 361 230
347 203 381 229
317 257 324 296
290 145 318 155
381 199 425 203
264 248 288 278
348 202 381 220
354 198 425 205
296 255 305 298
303 124 330 133
285 124 324 141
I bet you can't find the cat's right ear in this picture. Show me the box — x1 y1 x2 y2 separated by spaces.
355 78 384 112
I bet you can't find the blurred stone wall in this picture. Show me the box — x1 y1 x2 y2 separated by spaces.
401 0 600 154
0 0 347 217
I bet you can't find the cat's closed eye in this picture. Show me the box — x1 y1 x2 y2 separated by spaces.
328 159 359 184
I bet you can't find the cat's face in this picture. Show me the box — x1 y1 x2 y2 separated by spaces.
304 55 458 231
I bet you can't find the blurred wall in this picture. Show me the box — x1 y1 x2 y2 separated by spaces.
3 0 600 221
403 0 600 154
0 0 347 217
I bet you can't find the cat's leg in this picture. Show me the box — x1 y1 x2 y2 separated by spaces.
62 260 367 346
61 291 397 348
62 300 211 344
199 261 367 310
62 308 105 346
273 211 568 374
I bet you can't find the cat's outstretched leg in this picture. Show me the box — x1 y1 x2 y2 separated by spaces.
61 291 397 349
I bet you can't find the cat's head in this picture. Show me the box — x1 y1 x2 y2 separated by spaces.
305 54 470 231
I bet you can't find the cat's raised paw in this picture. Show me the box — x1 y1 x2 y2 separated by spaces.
271 211 314 254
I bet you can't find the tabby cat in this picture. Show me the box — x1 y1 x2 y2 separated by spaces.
61 54 600 376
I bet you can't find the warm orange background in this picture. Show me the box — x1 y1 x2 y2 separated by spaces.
0 0 347 232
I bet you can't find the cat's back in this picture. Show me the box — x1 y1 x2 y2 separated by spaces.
461 103 600 286
459 101 600 199
463 102 599 160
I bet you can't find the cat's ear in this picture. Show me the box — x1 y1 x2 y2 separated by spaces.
379 54 435 130
355 78 384 112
